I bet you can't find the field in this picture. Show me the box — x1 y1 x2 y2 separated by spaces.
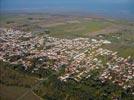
101 29 134 58
0 61 38 87
47 20 113 38
0 13 114 38
0 61 41 100
0 84 41 100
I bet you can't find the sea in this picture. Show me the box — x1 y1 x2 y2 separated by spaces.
0 0 134 20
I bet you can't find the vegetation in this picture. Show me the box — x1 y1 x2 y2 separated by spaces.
102 30 134 58
0 14 112 38
34 70 133 100
47 21 112 38
0 84 41 100
0 61 38 88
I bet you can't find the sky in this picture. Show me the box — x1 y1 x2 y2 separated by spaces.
0 0 134 18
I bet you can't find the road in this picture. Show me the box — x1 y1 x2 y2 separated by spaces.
16 78 47 100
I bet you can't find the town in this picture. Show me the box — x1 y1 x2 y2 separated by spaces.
0 28 133 92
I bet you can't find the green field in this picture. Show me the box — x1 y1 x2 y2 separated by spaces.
0 13 113 38
102 30 134 58
47 20 112 38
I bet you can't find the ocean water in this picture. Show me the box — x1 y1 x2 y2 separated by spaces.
0 0 134 19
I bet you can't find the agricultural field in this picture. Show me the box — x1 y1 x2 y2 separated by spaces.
101 26 134 58
0 13 114 38
46 20 112 38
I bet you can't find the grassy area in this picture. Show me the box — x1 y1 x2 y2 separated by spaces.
0 84 41 100
103 44 134 59
117 46 134 58
0 13 113 38
0 61 38 87
47 21 112 38
102 30 134 58
0 61 42 100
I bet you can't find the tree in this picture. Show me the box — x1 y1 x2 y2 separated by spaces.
45 29 50 35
